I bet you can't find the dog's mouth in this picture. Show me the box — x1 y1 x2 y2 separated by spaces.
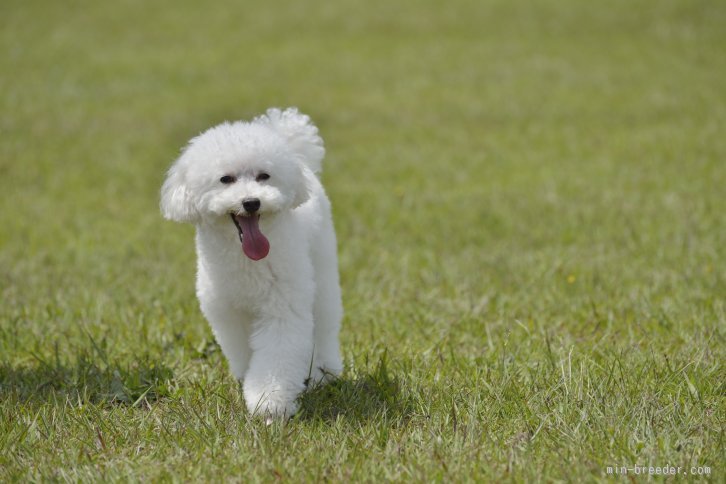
230 213 270 261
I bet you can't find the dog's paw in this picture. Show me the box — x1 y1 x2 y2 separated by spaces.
243 382 300 420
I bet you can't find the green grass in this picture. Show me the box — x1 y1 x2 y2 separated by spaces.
1 0 724 481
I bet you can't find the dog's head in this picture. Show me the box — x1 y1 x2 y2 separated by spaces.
160 107 324 260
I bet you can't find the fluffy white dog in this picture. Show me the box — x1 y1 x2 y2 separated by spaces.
160 108 343 418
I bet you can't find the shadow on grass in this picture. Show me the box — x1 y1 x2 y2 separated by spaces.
0 350 174 406
296 352 415 423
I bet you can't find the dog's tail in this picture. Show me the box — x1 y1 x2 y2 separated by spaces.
255 107 325 174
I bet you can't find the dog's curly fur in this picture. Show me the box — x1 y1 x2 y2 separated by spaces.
161 108 343 418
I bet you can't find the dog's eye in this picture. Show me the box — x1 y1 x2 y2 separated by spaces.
256 173 270 182
220 175 236 184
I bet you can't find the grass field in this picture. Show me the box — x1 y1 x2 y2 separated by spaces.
1 0 724 481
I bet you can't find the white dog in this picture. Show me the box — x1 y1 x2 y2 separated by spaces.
160 108 343 418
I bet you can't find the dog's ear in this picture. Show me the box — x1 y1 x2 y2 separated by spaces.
255 107 325 173
160 159 199 223
291 166 316 209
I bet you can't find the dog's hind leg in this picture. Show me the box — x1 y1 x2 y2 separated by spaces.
309 223 344 384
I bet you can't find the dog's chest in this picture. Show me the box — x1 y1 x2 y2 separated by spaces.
197 247 276 304
193 217 315 311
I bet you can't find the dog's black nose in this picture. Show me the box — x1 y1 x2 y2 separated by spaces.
242 198 261 213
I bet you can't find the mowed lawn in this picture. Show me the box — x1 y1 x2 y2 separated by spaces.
1 0 724 481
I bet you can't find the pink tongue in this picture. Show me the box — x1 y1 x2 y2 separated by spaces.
238 215 270 261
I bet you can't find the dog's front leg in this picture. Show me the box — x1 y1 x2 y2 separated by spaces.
242 307 313 419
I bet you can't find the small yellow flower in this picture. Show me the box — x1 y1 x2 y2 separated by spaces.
566 274 576 284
